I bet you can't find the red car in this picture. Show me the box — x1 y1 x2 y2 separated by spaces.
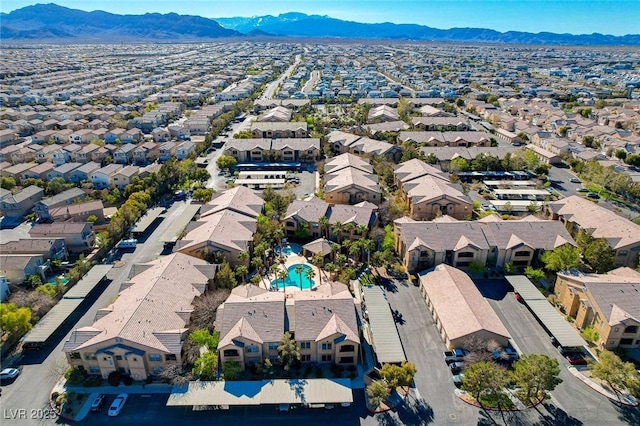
514 293 524 303
564 352 588 366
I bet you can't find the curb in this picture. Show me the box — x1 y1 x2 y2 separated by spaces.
568 367 638 407
367 386 410 414
454 389 545 411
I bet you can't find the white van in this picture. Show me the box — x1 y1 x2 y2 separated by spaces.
116 239 137 249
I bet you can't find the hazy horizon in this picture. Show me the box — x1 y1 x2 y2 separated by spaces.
2 1 639 37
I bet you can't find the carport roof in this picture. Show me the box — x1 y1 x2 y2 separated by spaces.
506 275 587 348
361 285 406 364
166 379 353 407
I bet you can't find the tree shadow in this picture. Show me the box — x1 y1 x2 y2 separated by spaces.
530 402 583 426
380 278 398 293
394 392 434 425
614 400 640 425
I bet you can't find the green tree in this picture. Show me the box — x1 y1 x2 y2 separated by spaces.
216 155 237 171
324 262 337 280
461 361 508 406
450 157 470 172
235 265 249 283
589 350 638 396
583 239 616 273
0 303 32 335
1 176 16 190
294 264 305 290
237 250 249 265
192 351 218 381
192 188 214 203
580 325 599 344
511 354 562 403
215 261 237 289
86 214 98 223
468 261 487 275
26 274 43 289
45 177 75 196
294 222 310 240
222 360 243 381
521 149 541 171
367 380 391 408
541 244 582 272
380 362 417 389
189 329 220 350
381 224 395 252
277 331 300 371
304 267 316 287
524 266 545 282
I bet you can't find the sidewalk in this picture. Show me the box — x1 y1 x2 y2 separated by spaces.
568 366 638 406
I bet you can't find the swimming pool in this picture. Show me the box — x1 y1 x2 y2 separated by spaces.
272 264 315 290
274 243 303 257
47 276 69 286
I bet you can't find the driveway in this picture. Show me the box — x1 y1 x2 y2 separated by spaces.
480 279 636 425
380 279 481 425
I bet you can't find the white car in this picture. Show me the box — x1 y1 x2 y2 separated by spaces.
0 368 20 383
107 393 128 416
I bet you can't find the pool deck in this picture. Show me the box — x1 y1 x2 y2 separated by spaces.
259 254 328 294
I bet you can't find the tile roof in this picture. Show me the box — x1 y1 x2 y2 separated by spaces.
324 152 373 174
324 167 380 194
64 253 211 353
547 195 640 249
420 264 511 341
176 209 257 254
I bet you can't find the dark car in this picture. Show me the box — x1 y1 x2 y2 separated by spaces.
449 362 464 374
570 177 581 183
91 394 106 412
564 352 588 366
586 192 600 199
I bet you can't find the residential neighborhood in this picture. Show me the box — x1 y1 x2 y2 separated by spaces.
1 28 640 426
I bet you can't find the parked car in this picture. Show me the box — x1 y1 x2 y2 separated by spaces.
0 368 20 383
116 239 137 249
514 292 524 303
444 348 469 363
564 352 588 366
586 192 600 199
449 362 464 374
108 393 128 417
570 177 581 183
452 373 465 387
91 394 106 412
576 187 589 192
493 347 519 362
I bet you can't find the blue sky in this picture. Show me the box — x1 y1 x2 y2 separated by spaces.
3 1 639 36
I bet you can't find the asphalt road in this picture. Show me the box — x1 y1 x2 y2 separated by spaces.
479 279 638 426
0 200 193 426
261 54 301 100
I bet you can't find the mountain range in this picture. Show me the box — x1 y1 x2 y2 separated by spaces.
2 4 639 45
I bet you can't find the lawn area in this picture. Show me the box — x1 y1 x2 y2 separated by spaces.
52 391 88 419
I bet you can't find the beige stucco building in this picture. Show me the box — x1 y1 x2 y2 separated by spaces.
217 282 360 370
554 268 640 351
63 253 216 379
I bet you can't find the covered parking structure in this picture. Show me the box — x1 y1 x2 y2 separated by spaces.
158 204 201 246
166 378 353 409
361 285 406 365
506 275 587 349
131 207 164 236
22 265 112 349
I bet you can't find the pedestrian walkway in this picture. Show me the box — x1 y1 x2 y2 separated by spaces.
568 366 638 406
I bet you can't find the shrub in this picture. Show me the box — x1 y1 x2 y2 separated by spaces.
51 392 60 401
107 371 121 386
64 367 87 385
123 375 133 386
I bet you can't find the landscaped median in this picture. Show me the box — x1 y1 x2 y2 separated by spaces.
364 362 416 413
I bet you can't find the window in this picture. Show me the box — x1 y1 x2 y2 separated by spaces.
624 325 638 334
618 250 628 257
514 250 530 257
89 367 100 375
620 338 633 345
268 343 279 351
300 342 311 349
301 354 311 362
340 357 354 364
246 346 258 353
85 353 97 361
69 352 81 360
340 345 355 353
457 251 474 258
115 355 123 361
223 349 239 357
149 354 162 362
321 354 332 362
420 251 428 257
165 354 177 361
286 221 295 227
320 343 332 350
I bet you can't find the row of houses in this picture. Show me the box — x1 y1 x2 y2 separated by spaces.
327 131 401 162
0 139 195 167
323 153 382 206
224 138 320 163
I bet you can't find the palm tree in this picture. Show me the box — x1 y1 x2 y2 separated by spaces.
235 265 248 283
294 265 305 290
304 267 316 288
318 216 330 239
278 268 288 288
324 262 337 280
312 252 324 269
343 222 355 240
356 224 369 238
251 257 263 275
332 221 343 244
269 264 280 282
363 239 376 264
330 242 341 262
277 332 300 371
349 241 361 263
237 250 249 265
